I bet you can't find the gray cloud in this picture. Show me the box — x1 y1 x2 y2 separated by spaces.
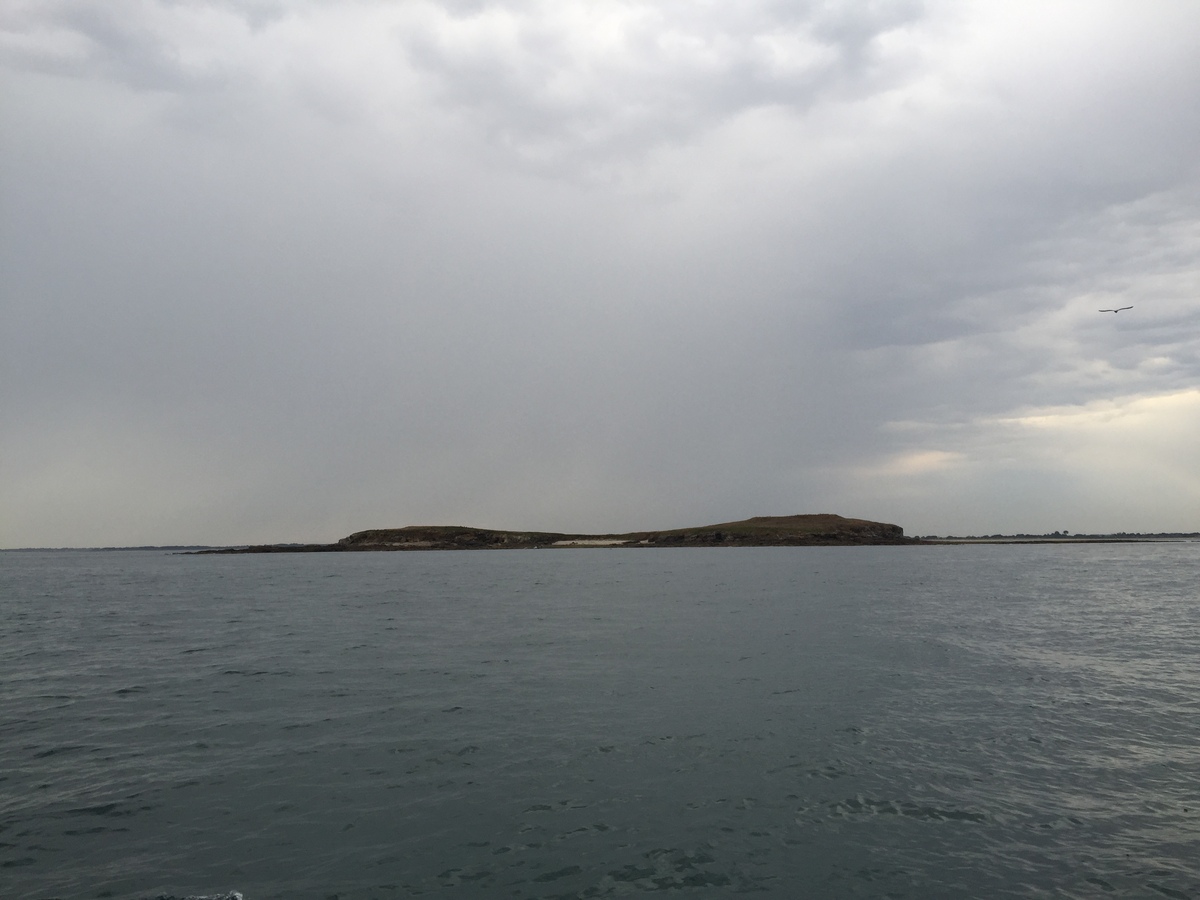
2 0 1199 545
395 0 928 172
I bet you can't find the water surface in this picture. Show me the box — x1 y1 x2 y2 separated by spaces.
2 545 1198 898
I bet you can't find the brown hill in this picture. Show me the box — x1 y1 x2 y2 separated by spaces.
198 514 913 553
334 514 910 550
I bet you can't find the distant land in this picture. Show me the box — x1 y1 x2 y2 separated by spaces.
924 531 1199 544
4 545 220 552
196 514 916 553
4 519 1196 552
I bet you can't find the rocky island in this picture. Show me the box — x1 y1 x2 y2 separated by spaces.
200 514 917 553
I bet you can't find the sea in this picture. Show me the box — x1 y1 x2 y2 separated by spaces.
1 544 1198 900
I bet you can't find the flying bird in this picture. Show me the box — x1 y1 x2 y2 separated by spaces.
1099 306 1133 313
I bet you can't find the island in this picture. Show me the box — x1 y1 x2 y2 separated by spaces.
198 514 917 553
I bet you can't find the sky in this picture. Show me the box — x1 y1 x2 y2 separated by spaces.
2 0 1199 547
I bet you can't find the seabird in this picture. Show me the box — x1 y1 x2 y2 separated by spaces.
1099 306 1133 313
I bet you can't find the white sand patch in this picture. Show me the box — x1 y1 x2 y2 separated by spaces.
551 539 630 546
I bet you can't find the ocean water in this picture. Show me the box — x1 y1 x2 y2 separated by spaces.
1 544 1198 899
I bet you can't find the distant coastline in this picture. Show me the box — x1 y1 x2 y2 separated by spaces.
187 517 1200 554
924 534 1200 544
194 514 915 553
5 521 1197 553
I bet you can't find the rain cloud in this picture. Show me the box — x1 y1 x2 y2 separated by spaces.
3 0 1199 545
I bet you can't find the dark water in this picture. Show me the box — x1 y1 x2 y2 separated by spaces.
2 545 1198 899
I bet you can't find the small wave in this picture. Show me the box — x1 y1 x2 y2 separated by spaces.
34 744 87 758
533 864 582 883
67 802 125 817
605 848 733 891
145 893 243 900
830 795 988 822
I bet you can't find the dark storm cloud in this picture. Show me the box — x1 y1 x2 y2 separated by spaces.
2 1 1199 546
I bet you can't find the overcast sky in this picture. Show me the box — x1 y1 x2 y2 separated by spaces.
3 0 1199 547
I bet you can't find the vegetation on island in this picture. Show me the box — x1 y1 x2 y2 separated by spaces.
201 514 916 553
